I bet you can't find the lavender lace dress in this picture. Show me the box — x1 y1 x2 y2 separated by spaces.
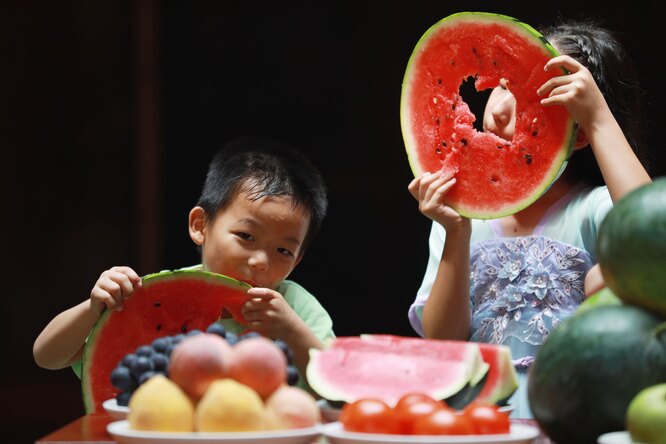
409 185 612 419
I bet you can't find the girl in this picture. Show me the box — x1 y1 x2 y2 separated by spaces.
407 19 651 418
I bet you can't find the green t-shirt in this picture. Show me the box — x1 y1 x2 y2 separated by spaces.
72 270 335 392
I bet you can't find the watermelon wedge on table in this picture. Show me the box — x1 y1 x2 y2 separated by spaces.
307 334 517 407
401 12 576 219
81 269 251 413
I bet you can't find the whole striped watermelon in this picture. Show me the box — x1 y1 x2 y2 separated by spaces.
400 12 576 219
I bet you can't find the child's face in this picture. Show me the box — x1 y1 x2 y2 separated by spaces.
482 79 516 141
190 190 309 290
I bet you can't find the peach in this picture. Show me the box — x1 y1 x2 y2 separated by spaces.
264 385 321 429
228 336 287 399
168 333 233 401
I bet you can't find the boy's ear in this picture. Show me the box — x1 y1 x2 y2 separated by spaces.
189 206 206 245
573 127 589 150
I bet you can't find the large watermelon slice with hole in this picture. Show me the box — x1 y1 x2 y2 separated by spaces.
81 269 251 413
400 12 576 219
307 334 517 407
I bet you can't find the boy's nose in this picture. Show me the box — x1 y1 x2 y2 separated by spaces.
248 250 269 271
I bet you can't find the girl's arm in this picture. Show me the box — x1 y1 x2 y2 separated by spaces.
540 55 651 201
33 266 141 369
408 171 472 340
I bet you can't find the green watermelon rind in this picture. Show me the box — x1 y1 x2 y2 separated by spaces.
81 269 251 412
400 11 576 219
306 335 490 406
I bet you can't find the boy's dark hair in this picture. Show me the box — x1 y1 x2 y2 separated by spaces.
541 19 651 186
197 137 328 253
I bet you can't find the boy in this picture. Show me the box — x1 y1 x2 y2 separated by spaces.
33 137 334 389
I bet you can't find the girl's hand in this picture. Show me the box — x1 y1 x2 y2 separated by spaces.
90 266 142 316
538 55 610 133
408 171 470 233
242 288 302 340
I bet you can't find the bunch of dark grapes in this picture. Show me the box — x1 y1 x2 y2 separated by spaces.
110 323 299 406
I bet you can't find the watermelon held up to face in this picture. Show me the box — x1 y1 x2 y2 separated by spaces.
81 269 251 413
400 12 576 219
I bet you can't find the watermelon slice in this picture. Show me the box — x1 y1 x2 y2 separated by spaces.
445 342 519 408
81 269 251 413
400 12 576 219
307 335 494 407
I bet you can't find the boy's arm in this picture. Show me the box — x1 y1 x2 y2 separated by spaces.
33 300 99 369
33 266 141 370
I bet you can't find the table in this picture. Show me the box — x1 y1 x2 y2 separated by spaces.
36 414 554 443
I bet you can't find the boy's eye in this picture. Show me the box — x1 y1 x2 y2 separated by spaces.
235 232 254 241
277 247 295 258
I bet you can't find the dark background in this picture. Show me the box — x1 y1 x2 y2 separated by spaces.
3 1 664 442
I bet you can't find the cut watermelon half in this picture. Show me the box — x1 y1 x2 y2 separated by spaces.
401 12 576 219
81 269 251 413
307 335 491 407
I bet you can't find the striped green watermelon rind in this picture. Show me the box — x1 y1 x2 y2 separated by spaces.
400 12 576 219
81 269 251 413
306 335 491 407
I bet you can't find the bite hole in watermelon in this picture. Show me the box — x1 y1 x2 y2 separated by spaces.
457 75 492 133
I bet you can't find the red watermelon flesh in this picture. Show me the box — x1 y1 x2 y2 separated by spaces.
401 12 576 219
81 269 251 413
306 335 490 407
475 342 518 404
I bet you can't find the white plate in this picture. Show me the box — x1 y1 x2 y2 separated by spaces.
320 421 540 444
104 398 130 420
316 400 514 424
597 431 647 444
107 420 321 444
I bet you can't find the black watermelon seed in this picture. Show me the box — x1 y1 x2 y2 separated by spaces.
532 130 538 137
153 302 161 307
180 325 187 333
436 148 441 155
435 117 440 126
438 78 442 84
441 141 447 147
461 139 467 146
156 323 162 331
525 154 533 165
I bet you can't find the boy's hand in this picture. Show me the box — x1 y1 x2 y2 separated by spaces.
241 287 302 340
408 170 470 233
538 55 610 134
90 266 142 316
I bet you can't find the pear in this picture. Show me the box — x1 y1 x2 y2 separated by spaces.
195 379 265 432
128 374 195 432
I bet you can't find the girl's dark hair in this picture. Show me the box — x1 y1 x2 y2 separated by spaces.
197 136 328 253
540 19 651 186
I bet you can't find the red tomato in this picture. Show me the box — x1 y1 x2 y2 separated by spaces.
462 403 511 434
412 408 475 435
393 393 449 434
340 399 401 434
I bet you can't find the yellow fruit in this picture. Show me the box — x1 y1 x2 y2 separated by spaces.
195 379 266 432
128 374 195 432
264 385 320 429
